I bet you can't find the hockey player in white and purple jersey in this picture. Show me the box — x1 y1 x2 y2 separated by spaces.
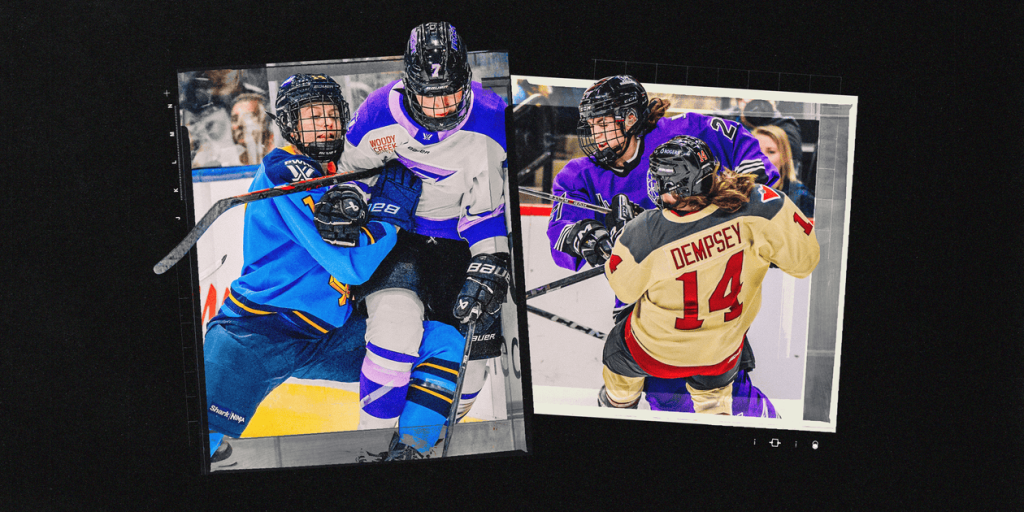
204 74 468 465
331 22 510 455
548 75 779 281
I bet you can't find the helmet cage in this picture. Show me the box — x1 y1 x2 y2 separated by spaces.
576 76 651 169
273 74 349 163
403 22 473 132
647 136 719 207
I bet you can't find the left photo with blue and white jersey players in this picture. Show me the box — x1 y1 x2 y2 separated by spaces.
204 21 511 464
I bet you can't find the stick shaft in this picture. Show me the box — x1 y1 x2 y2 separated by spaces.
442 307 481 457
525 266 605 300
518 188 611 214
153 167 383 275
526 305 605 339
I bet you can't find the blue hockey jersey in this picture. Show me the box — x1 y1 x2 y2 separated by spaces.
217 146 397 334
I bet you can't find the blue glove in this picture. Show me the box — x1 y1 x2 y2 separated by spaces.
368 159 422 232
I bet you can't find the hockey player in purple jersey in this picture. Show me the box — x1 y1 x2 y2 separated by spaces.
546 76 780 412
548 75 779 278
327 22 510 457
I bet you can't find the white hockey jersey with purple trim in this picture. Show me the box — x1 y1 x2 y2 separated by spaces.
338 79 509 256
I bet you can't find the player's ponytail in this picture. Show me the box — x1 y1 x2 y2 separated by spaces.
643 98 670 132
668 167 756 213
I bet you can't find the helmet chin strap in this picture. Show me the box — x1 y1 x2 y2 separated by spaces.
609 136 645 177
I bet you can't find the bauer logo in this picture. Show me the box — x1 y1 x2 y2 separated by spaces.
369 203 401 215
369 134 397 154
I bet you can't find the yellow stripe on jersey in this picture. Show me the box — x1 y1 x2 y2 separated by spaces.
361 226 375 244
292 311 329 334
410 384 453 403
417 362 460 376
227 290 275 315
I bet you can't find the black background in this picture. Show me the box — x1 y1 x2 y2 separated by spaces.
4 0 1021 508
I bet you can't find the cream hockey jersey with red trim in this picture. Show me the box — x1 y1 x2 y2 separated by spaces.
337 80 508 256
605 185 819 368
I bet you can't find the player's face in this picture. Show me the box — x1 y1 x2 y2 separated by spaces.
754 134 783 172
587 116 626 150
296 102 342 144
588 114 640 166
415 89 464 118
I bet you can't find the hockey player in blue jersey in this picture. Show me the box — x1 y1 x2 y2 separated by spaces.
203 73 467 465
326 22 511 451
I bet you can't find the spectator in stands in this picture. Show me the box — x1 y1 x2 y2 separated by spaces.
753 124 814 219
718 99 803 180
230 93 275 165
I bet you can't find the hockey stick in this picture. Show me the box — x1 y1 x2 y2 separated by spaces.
198 254 228 281
442 305 482 458
517 187 611 215
153 167 383 275
526 305 606 339
525 266 605 300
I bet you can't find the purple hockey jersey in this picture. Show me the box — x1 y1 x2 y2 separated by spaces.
547 112 779 273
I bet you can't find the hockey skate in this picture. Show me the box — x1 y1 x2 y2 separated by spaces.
210 437 237 468
357 432 428 463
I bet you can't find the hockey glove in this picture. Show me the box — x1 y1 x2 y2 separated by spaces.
604 194 644 244
368 159 422 232
556 219 613 267
314 184 369 247
453 253 512 334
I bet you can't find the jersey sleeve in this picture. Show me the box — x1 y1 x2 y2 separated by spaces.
695 114 780 186
752 189 820 278
546 161 602 271
265 158 397 285
605 220 653 304
458 151 509 256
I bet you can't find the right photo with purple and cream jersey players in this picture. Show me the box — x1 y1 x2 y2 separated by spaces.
511 74 856 433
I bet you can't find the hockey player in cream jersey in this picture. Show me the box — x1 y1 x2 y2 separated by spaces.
600 135 819 415
330 22 510 448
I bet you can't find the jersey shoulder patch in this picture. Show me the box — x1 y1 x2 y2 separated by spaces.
758 185 781 203
743 185 787 220
608 254 623 273
263 149 322 185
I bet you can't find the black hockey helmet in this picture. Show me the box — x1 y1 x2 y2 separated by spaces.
647 135 719 207
576 75 652 169
403 21 473 132
272 73 349 162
